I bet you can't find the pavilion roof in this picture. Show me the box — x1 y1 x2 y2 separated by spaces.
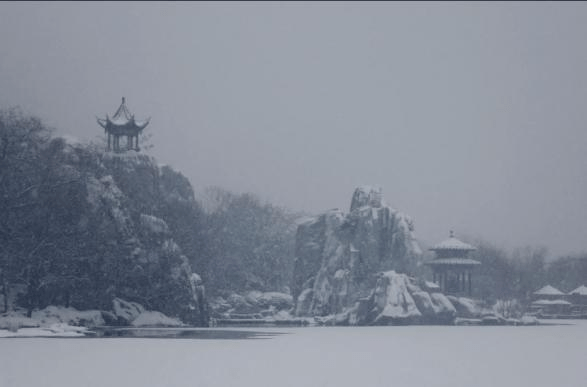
97 97 150 130
569 285 587 296
429 232 476 252
531 299 571 306
533 285 565 296
425 258 481 266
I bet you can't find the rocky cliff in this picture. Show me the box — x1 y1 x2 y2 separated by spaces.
31 138 209 325
293 186 422 317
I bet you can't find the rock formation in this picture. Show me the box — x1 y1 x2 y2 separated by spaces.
358 271 456 325
30 139 209 326
293 186 422 317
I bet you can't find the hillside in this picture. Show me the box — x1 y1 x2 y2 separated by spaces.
0 113 208 325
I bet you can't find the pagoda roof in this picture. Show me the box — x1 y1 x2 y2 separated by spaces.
425 258 481 266
97 97 150 131
531 299 571 306
429 231 476 252
569 285 587 296
533 285 565 296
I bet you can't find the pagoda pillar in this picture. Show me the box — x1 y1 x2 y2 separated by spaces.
468 271 472 295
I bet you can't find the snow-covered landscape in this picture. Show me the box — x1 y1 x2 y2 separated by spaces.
1 3 587 387
1 321 586 387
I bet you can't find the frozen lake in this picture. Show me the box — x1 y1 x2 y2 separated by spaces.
1 321 586 387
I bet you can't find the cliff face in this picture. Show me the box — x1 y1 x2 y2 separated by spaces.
293 186 422 317
46 139 209 326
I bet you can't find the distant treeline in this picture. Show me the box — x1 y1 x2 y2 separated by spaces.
417 240 587 303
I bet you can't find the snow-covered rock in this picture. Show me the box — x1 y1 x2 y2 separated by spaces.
356 271 456 325
293 187 422 317
0 307 101 337
0 312 40 331
0 323 89 338
112 298 146 325
31 306 105 327
447 296 483 318
131 311 184 327
140 214 170 236
211 291 295 320
246 291 293 310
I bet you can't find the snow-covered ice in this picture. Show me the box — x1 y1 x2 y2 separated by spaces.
1 321 586 387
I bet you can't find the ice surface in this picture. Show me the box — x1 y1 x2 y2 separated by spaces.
1 322 586 387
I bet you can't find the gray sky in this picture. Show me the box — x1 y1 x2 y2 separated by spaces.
1 2 586 257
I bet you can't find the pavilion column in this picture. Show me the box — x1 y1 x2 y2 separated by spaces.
468 271 472 296
438 272 442 291
107 133 111 151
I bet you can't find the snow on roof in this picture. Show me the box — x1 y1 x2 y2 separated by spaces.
426 258 481 266
111 116 132 126
569 285 587 296
533 285 565 296
531 299 571 306
429 234 476 252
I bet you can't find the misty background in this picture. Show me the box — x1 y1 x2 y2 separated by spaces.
1 2 586 257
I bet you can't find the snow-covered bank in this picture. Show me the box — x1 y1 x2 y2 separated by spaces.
0 324 89 338
1 321 586 387
0 303 185 337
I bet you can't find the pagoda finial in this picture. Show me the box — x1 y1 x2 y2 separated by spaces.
450 230 454 238
122 96 126 104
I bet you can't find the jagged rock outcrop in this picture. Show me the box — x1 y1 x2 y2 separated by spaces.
364 271 456 325
293 186 422 317
313 271 456 326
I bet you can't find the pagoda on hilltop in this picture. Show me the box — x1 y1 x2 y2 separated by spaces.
426 231 481 296
97 97 150 152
